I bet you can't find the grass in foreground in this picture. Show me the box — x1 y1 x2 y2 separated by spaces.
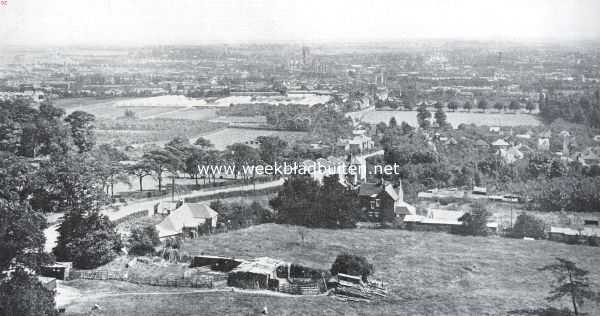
65 224 600 315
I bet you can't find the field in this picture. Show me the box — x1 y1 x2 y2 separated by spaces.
355 110 541 127
200 128 308 150
63 224 600 316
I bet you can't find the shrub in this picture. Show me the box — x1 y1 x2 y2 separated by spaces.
452 202 492 236
0 268 58 316
510 213 546 239
330 253 373 282
128 225 161 256
54 211 122 269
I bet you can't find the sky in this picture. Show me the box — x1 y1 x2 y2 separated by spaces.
1 0 599 46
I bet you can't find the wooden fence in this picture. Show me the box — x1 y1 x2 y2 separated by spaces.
69 269 223 289
278 279 326 295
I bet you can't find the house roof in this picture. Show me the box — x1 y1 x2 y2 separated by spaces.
358 183 399 201
358 183 382 197
230 257 286 275
492 139 510 147
156 203 218 238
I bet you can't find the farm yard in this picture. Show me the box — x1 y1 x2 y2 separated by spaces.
61 224 600 315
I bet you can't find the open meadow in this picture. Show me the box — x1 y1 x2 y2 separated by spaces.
63 224 600 316
355 110 541 127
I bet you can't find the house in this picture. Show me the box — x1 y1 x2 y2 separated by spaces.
548 226 600 243
40 262 72 280
337 135 374 154
491 139 510 149
404 209 465 232
156 203 219 239
358 181 415 222
537 138 550 151
498 146 524 164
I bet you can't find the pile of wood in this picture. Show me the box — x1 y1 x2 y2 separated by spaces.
332 274 387 302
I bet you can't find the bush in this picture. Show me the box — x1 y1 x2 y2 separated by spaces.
128 225 161 256
54 211 122 269
510 213 546 239
452 202 492 236
330 253 373 282
0 268 58 316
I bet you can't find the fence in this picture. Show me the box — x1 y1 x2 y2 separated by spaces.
278 279 326 295
69 268 223 289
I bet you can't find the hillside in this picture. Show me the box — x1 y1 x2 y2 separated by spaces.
64 224 600 315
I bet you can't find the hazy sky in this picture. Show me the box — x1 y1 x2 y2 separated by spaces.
1 0 599 46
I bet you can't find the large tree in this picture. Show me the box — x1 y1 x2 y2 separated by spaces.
142 149 181 192
0 268 58 316
539 258 598 316
54 210 122 269
65 110 96 153
416 103 432 130
257 136 287 165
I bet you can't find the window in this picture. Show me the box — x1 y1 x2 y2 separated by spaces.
370 201 375 210
375 199 381 208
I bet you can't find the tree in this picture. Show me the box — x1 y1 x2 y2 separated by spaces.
389 117 398 129
453 202 491 236
127 225 160 256
477 99 489 111
94 144 129 197
509 100 521 111
463 101 473 112
129 161 152 192
447 101 458 111
0 268 58 316
194 137 213 150
270 176 321 226
539 258 598 316
257 136 287 165
526 100 536 112
65 110 96 153
54 211 122 269
319 175 360 228
0 201 49 272
434 108 448 129
493 102 504 111
511 213 546 239
330 253 373 282
224 143 260 181
142 149 180 192
416 103 432 130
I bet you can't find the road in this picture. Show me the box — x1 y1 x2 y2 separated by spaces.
44 178 285 252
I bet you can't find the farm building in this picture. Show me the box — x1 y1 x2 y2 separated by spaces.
548 226 600 244
404 209 498 233
40 262 72 280
227 257 286 290
156 203 218 239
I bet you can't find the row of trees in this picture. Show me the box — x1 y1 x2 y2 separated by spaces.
0 100 123 315
375 97 533 112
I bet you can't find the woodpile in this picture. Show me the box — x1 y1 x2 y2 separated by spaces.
332 275 388 301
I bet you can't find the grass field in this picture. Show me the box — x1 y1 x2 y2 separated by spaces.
356 110 541 127
63 224 600 315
